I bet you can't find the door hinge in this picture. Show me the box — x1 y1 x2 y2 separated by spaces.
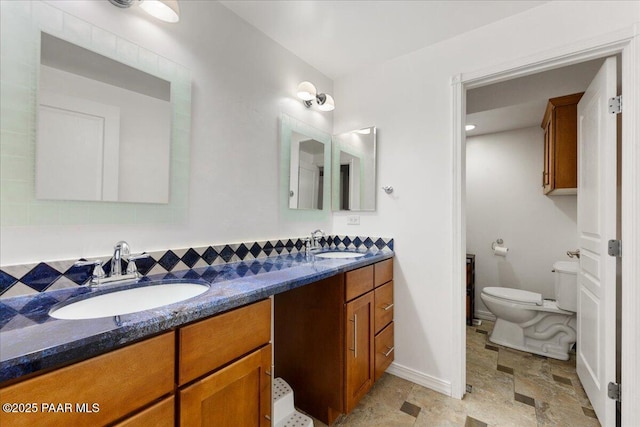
608 239 622 257
609 96 622 114
608 382 621 402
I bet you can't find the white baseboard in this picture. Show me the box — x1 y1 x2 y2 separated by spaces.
386 362 452 397
474 310 496 322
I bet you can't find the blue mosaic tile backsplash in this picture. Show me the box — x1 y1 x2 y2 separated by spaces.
0 235 393 298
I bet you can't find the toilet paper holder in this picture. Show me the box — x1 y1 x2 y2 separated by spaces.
491 238 504 250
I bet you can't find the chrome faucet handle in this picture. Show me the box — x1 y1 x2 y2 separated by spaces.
566 249 581 259
303 237 312 254
74 259 106 282
310 229 326 248
126 253 150 275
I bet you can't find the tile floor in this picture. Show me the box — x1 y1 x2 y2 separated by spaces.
309 320 600 426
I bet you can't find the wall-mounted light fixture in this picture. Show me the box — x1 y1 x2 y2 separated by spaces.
108 0 180 23
296 81 335 112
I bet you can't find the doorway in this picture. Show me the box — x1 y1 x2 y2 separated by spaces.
463 58 608 426
450 30 639 427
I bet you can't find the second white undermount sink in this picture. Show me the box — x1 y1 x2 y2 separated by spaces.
49 282 209 320
314 251 366 259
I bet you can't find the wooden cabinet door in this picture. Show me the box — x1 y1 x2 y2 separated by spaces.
345 292 374 413
114 396 174 427
543 119 552 192
179 345 271 427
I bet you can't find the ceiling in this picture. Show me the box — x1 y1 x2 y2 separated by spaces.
466 58 605 137
220 0 602 137
220 1 548 79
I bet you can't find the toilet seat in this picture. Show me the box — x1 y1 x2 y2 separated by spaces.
482 287 542 306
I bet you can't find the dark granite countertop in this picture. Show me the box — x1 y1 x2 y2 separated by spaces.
0 248 393 384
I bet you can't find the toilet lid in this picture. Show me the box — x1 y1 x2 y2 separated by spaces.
483 287 543 305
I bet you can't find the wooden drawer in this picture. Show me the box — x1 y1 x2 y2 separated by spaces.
179 299 271 385
374 259 393 288
0 332 174 427
374 322 394 381
345 265 374 301
179 345 272 427
114 396 174 427
374 281 394 334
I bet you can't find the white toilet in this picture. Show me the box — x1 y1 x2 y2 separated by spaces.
480 261 578 360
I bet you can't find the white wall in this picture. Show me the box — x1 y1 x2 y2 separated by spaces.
332 1 639 392
466 127 578 318
0 0 333 265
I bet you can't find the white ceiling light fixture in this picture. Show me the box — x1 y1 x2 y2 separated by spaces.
296 81 317 101
296 81 335 112
108 0 180 23
465 124 477 131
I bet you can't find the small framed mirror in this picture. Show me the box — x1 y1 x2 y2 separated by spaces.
289 133 326 210
280 114 331 213
331 127 377 211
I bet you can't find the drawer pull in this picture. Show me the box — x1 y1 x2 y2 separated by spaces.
349 314 358 358
265 415 271 421
381 303 394 311
265 370 271 376
383 346 395 357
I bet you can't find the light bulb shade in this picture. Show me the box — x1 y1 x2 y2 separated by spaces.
317 93 335 111
139 0 180 23
297 81 317 101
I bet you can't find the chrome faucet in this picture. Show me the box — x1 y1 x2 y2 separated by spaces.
75 240 149 286
111 241 131 277
310 229 326 251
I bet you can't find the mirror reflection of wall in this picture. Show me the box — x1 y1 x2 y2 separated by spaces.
332 127 377 211
36 33 172 204
289 133 325 210
280 114 331 217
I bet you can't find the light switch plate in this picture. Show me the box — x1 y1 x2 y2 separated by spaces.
347 215 360 225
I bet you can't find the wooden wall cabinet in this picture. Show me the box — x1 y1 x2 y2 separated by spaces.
541 92 583 195
0 300 272 427
274 258 394 425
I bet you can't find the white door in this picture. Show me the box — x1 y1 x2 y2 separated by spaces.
576 56 617 426
297 163 318 209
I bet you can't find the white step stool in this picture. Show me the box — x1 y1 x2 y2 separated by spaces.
273 377 313 427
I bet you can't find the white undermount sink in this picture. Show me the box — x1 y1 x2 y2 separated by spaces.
49 282 209 320
314 251 366 259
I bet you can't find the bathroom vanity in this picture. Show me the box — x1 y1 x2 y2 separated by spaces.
0 300 272 426
0 248 393 427
274 258 394 425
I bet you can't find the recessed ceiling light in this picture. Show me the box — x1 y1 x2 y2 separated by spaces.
465 124 476 131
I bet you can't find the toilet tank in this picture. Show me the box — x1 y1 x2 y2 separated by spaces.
553 261 578 312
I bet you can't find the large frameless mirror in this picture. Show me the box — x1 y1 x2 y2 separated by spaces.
331 127 377 211
0 2 191 226
37 33 172 204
